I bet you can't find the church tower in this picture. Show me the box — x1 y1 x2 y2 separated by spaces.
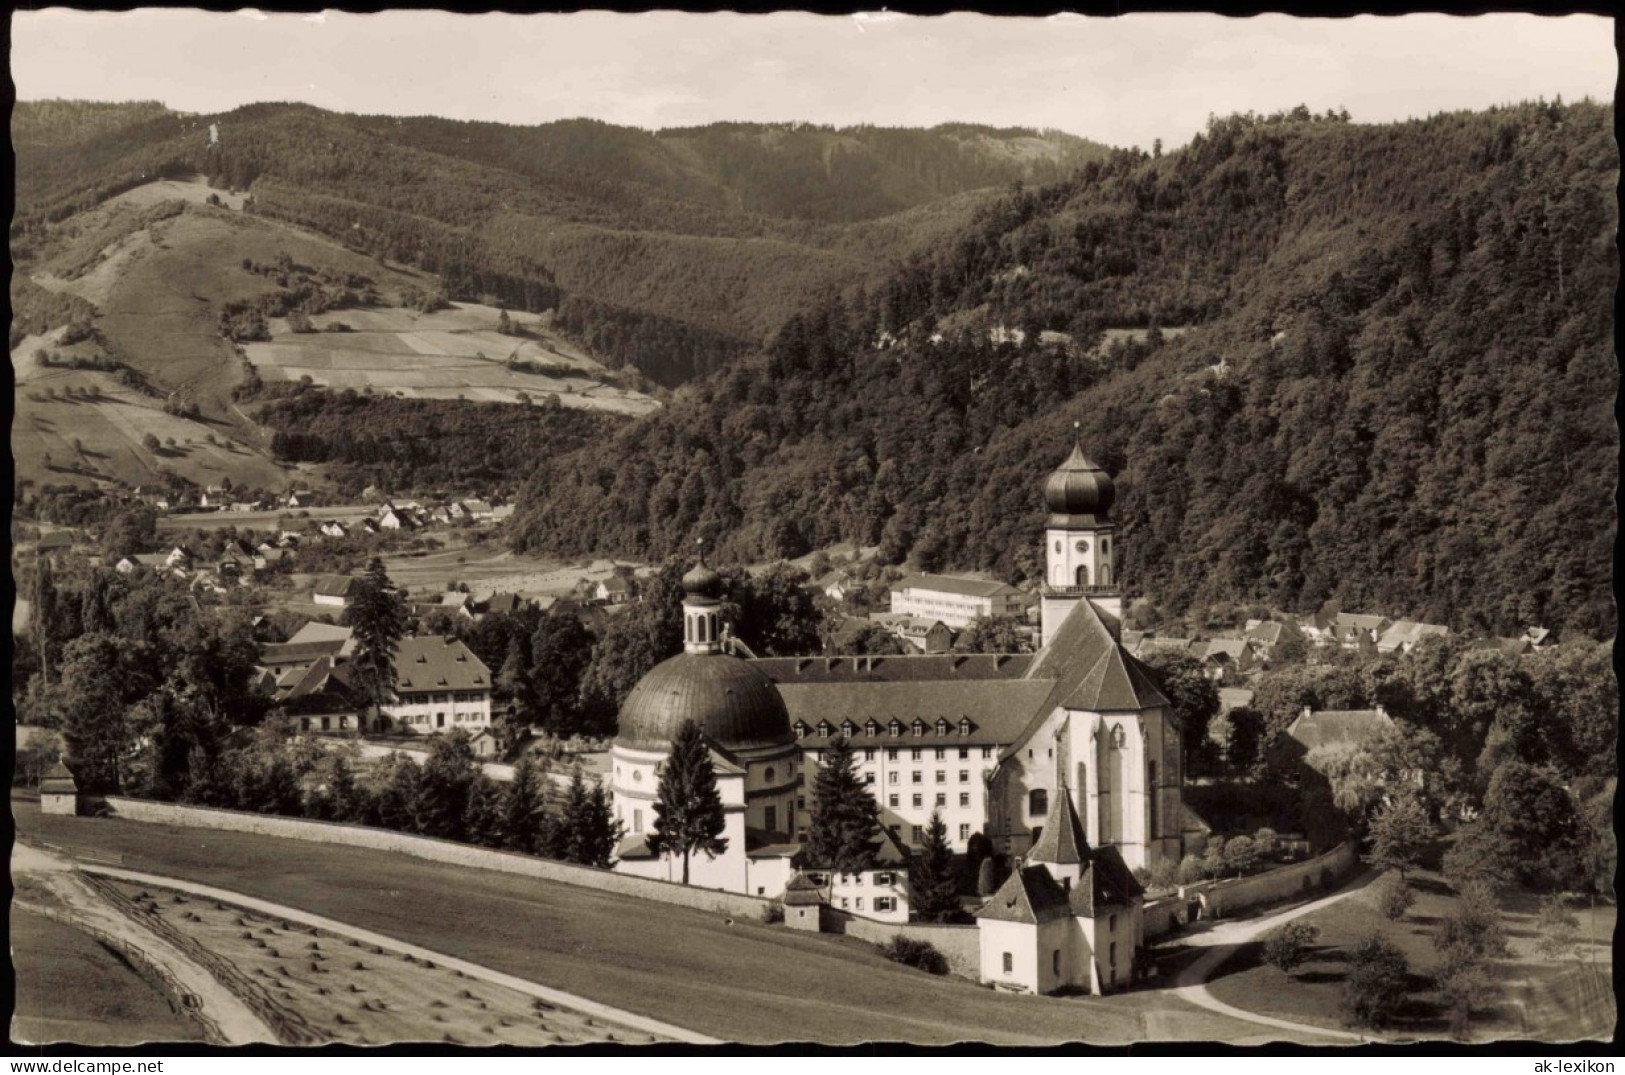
1039 426 1121 646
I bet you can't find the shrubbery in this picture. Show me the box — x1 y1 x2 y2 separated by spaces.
881 936 948 976
1340 934 1409 1029
1262 921 1320 975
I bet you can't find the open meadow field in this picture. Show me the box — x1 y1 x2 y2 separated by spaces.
378 544 639 600
12 359 293 492
244 304 658 417
10 906 207 1045
15 801 1258 1045
1203 865 1616 1042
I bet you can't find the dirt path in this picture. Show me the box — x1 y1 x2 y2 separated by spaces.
1167 870 1379 1044
12 843 278 1044
79 862 719 1045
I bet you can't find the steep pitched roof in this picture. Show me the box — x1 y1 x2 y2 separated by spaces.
1028 785 1089 866
314 575 361 598
1071 846 1144 916
394 635 492 692
893 573 1020 599
977 866 1074 924
756 653 1032 684
286 622 354 646
782 871 827 906
1287 707 1394 751
775 680 1053 747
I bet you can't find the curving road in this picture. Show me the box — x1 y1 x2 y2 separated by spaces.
1167 870 1379 1044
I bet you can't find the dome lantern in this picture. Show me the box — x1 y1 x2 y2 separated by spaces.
682 537 723 600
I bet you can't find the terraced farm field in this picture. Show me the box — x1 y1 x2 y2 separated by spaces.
245 305 659 416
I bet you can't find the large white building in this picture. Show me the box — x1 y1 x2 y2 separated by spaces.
889 573 1024 629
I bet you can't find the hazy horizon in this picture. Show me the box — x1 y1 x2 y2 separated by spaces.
11 11 1614 149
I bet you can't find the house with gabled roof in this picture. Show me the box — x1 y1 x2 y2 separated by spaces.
381 635 493 735
313 575 361 607
1377 619 1450 655
976 779 1144 994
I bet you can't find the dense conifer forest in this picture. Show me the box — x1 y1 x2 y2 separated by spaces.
510 102 1617 639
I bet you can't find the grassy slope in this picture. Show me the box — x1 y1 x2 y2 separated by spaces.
1203 865 1616 1042
17 803 1255 1045
10 906 207 1045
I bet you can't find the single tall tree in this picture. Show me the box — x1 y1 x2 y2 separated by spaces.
910 809 962 922
802 736 882 870
346 557 408 732
1366 790 1433 879
646 721 728 884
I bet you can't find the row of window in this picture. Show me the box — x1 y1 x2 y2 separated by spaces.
879 769 974 785
886 792 974 811
797 718 979 740
838 896 896 913
403 691 489 705
830 746 993 762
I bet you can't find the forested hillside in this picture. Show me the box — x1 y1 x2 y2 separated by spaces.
510 101 1617 639
12 103 1103 385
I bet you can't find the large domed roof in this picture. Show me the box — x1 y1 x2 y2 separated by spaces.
1044 440 1116 523
616 652 794 751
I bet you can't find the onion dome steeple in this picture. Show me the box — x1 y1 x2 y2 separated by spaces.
682 539 724 655
1044 422 1116 526
682 537 724 600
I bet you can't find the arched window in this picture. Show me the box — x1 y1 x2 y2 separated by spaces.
1075 565 1089 587
765 766 776 782
1029 788 1049 817
1100 564 1112 586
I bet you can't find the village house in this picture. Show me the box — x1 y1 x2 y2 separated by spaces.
1376 619 1450 655
313 575 362 608
378 505 414 531
594 576 637 605
462 498 495 522
286 489 315 508
320 520 349 539
889 573 1025 630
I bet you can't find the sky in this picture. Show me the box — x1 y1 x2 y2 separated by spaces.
10 10 1616 148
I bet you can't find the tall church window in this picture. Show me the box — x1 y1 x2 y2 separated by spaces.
1148 760 1159 837
1076 565 1089 587
1029 788 1048 816
1100 564 1112 586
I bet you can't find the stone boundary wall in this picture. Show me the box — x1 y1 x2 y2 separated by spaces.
834 912 982 979
1181 841 1359 919
1142 895 1193 940
101 797 773 920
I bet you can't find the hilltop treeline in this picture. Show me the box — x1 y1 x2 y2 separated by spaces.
12 102 1100 385
510 101 1617 639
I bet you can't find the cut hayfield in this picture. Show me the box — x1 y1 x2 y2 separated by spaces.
101 880 657 1046
108 176 248 212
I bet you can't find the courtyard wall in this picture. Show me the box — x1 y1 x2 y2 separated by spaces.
1180 840 1359 919
834 911 982 979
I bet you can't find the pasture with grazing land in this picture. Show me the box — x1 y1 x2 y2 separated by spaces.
244 304 659 417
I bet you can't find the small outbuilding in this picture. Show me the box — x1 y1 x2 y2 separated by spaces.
39 760 79 815
782 872 827 932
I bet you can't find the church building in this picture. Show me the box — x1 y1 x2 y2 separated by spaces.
608 436 1188 900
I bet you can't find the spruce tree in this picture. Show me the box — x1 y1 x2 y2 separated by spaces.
910 809 962 922
346 558 408 732
560 769 621 867
802 736 881 871
501 755 549 854
462 775 504 848
647 720 728 884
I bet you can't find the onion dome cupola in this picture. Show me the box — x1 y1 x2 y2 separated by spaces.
681 539 725 656
1044 423 1116 527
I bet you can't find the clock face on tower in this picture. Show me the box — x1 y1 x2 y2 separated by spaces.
1075 539 1089 553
